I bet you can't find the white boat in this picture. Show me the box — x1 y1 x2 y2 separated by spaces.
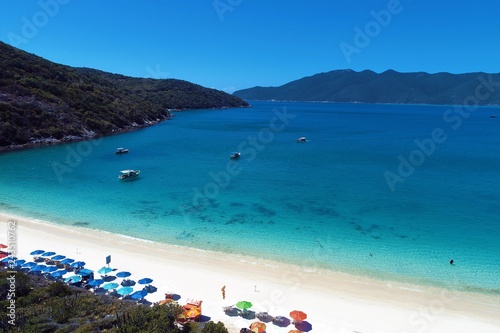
115 148 129 154
118 169 140 180
230 152 241 159
296 137 307 142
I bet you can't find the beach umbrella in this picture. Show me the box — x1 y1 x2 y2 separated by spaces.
60 258 75 265
184 307 201 319
1 256 16 263
51 255 66 261
290 310 307 323
71 261 86 269
288 330 303 333
0 253 7 259
116 287 133 296
14 259 26 267
64 275 82 284
121 279 136 287
98 267 113 275
0 243 8 249
137 277 153 285
130 290 147 300
51 270 68 278
143 285 157 293
103 282 119 290
250 322 267 333
87 279 104 287
116 271 131 278
22 262 37 268
42 265 58 273
30 249 45 256
30 264 46 272
41 251 56 257
236 301 253 310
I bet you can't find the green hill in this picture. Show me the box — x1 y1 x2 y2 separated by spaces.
0 42 249 149
233 69 500 105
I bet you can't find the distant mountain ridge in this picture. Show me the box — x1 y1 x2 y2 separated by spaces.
0 42 249 149
233 69 500 105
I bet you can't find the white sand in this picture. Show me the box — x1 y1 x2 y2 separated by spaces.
1 213 499 333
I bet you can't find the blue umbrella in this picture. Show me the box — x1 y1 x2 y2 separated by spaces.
30 264 47 272
103 282 119 290
51 255 66 261
60 258 75 265
64 275 82 284
1 256 16 263
121 279 136 287
42 266 58 273
87 279 104 287
130 290 147 300
14 259 26 267
116 287 133 296
51 270 68 278
22 262 37 268
71 261 86 269
30 250 45 256
138 278 153 285
98 267 113 275
41 251 56 257
116 271 131 278
144 285 157 293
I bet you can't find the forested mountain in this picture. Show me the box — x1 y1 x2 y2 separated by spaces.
233 69 500 105
0 42 249 149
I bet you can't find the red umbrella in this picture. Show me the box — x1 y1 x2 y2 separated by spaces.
249 321 266 333
289 310 307 323
288 330 303 333
0 243 8 249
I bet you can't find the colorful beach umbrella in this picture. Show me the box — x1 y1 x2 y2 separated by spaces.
288 330 303 333
98 267 113 275
116 271 131 278
121 279 136 286
250 321 267 333
103 282 119 290
290 310 307 323
184 307 201 319
30 264 46 272
0 256 15 263
14 259 26 267
0 243 8 249
236 301 253 310
30 249 45 256
116 287 133 296
137 277 153 285
51 255 66 261
41 251 56 257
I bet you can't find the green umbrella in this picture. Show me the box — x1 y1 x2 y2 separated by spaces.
236 301 253 310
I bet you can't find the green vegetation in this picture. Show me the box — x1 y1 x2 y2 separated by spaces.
0 41 249 149
233 69 500 105
0 271 228 332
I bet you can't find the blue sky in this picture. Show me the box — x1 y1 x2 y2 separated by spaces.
1 0 499 92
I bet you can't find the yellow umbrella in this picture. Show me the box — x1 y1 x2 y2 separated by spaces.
185 307 201 319
250 321 266 333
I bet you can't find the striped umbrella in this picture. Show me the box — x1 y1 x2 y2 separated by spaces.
250 321 266 333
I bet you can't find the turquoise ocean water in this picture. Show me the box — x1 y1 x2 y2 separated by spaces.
1 101 499 293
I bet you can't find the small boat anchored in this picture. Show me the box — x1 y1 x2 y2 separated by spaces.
230 152 241 159
118 169 140 180
296 136 307 142
115 148 129 154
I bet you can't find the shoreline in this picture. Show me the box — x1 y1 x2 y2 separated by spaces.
1 212 499 333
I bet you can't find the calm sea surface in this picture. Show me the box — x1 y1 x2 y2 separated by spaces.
1 101 499 293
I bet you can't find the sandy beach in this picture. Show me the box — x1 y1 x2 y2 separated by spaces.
1 213 498 333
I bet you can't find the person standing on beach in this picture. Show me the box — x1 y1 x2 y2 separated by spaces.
221 285 226 300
